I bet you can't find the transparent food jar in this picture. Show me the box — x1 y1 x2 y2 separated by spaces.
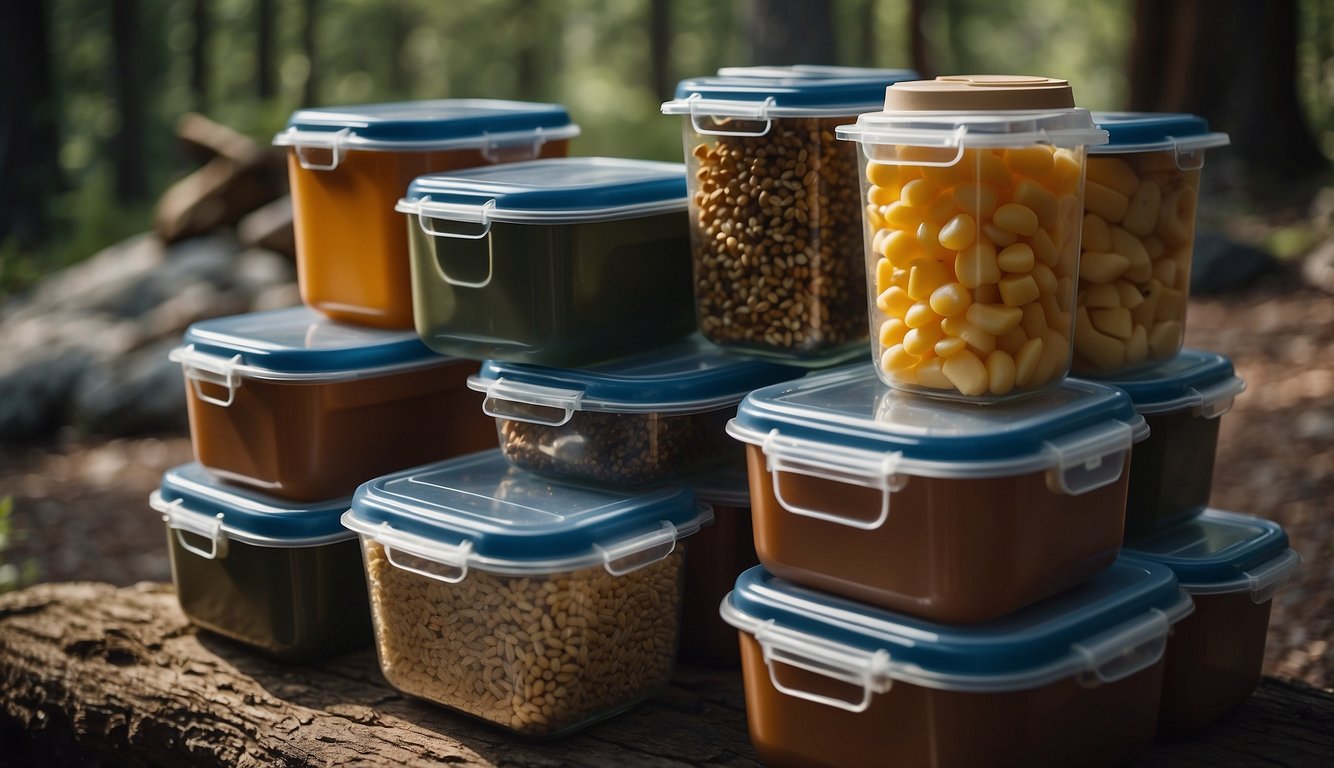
837 75 1109 400
1072 113 1229 375
663 73 916 365
344 451 712 737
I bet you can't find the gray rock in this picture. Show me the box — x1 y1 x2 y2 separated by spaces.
1190 232 1284 296
1301 238 1334 294
72 338 190 436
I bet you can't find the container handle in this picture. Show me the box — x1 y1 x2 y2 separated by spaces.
1042 420 1135 496
687 94 776 137
475 377 584 427
1244 548 1301 604
1192 376 1246 420
596 521 680 576
753 620 893 713
151 491 229 561
373 523 474 585
405 198 496 289
480 129 546 163
169 345 242 408
282 128 351 171
857 128 968 167
1073 607 1170 687
761 430 906 531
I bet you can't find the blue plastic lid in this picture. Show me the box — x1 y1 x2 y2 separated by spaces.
1123 509 1299 599
468 334 807 417
396 157 687 225
1081 348 1245 416
170 306 453 381
716 65 919 81
662 74 912 117
273 99 578 152
721 560 1191 693
343 450 711 576
728 365 1147 483
1090 112 1229 155
150 463 353 549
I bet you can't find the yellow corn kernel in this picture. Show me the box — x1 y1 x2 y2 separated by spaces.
1143 234 1167 261
929 282 973 318
934 336 968 358
1148 321 1183 359
994 203 1040 236
869 184 900 207
942 349 989 396
1013 336 1044 387
916 358 952 389
1087 157 1140 197
904 300 940 329
997 243 1035 274
1055 194 1082 249
954 181 999 218
883 201 925 231
1044 149 1083 194
875 257 895 295
927 193 960 225
966 302 1024 336
917 221 955 260
891 267 911 288
903 323 945 357
1079 251 1131 285
865 204 887 231
997 325 1028 355
1114 280 1144 309
867 161 900 188
1130 281 1161 327
1153 258 1177 288
1126 323 1149 364
955 240 1000 288
1122 180 1162 236
986 350 1017 396
1155 286 1185 323
1082 214 1112 253
1091 307 1133 340
1110 226 1152 283
982 222 1019 248
1056 276 1074 312
879 318 910 347
1074 307 1125 371
881 343 918 373
1157 188 1195 245
940 314 968 337
1083 283 1121 309
877 286 914 316
1014 179 1058 230
908 258 953 301
1033 328 1070 384
882 229 924 269
1040 291 1064 331
1020 302 1048 339
920 158 968 187
998 274 1041 308
957 321 997 356
900 178 939 208
1028 228 1059 268
974 283 1001 305
938 213 977 251
976 150 1014 188
1084 180 1129 223
1005 146 1055 178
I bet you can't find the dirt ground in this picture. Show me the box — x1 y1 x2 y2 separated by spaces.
1 286 1331 689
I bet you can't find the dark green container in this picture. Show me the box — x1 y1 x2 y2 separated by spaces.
151 463 371 662
398 157 695 366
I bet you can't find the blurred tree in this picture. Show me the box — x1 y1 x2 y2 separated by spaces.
747 0 836 64
650 0 673 100
302 0 319 105
191 0 209 112
111 0 148 200
257 0 275 100
909 0 931 77
0 0 64 249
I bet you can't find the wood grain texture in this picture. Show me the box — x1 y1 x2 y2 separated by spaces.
1 582 1329 767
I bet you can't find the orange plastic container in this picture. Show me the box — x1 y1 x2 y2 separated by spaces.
274 100 578 328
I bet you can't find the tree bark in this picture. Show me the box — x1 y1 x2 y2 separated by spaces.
2 582 1331 768
908 0 931 78
746 0 837 65
111 0 148 202
256 0 275 100
0 0 63 248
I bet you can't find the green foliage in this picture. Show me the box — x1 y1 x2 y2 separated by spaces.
0 496 39 595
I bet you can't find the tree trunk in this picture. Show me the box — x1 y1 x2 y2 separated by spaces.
111 0 148 202
301 0 319 106
190 0 209 113
908 0 931 78
0 0 63 248
514 0 541 100
257 0 275 100
649 0 673 101
746 0 837 65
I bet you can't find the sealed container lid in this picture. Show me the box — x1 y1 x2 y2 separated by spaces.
1091 112 1230 156
273 99 579 154
468 334 807 424
715 64 919 81
344 450 712 578
1123 509 1301 601
395 157 687 230
836 74 1108 149
729 364 1147 492
1081 348 1245 417
722 560 1192 700
689 460 751 508
149 463 354 557
662 73 915 119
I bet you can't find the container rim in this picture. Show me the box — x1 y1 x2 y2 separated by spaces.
151 489 356 549
466 373 748 417
272 122 581 153
835 108 1108 150
169 344 456 385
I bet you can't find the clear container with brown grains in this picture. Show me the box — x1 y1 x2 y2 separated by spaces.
343 450 712 737
662 71 916 365
837 75 1109 400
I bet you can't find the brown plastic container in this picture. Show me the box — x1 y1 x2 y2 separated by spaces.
729 366 1147 622
681 462 758 667
274 100 577 328
723 561 1193 768
172 306 494 501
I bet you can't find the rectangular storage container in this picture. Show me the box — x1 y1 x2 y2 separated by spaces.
682 461 758 667
662 72 917 365
467 335 807 487
837 75 1109 400
1123 510 1300 739
170 306 494 501
343 450 712 737
1072 113 1229 376
274 100 577 329
150 463 371 662
1081 348 1245 540
728 364 1147 622
396 157 694 366
722 561 1193 768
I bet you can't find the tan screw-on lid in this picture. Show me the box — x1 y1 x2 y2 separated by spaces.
883 75 1075 111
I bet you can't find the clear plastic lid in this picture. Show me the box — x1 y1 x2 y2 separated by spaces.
1091 112 1230 155
467 334 807 425
721 560 1192 704
1122 509 1301 602
729 364 1147 490
395 157 687 232
149 463 355 559
662 74 913 119
1077 348 1246 417
343 450 712 579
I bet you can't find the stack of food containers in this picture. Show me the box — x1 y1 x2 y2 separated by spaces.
153 100 580 661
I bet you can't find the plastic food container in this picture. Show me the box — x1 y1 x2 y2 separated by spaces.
681 461 757 667
1072 113 1229 375
662 72 917 365
467 335 807 487
1123 510 1300 739
343 450 711 737
1085 349 1245 541
728 364 1147 622
837 75 1109 400
170 306 494 501
150 463 371 662
395 157 694 366
722 561 1192 768
273 99 577 329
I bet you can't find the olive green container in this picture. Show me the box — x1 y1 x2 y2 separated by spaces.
397 157 695 366
150 463 371 662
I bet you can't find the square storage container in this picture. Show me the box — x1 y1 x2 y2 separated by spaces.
1081 348 1245 540
150 463 371 662
1123 510 1300 739
170 306 494 501
1072 113 1229 375
343 450 712 737
681 461 758 667
722 561 1193 768
837 75 1109 400
396 157 694 366
274 99 577 329
467 335 807 487
728 364 1147 622
662 72 917 365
